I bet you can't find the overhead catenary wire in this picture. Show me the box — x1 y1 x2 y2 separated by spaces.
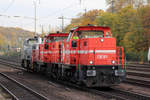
0 0 83 33
39 2 78 20
38 2 81 27
3 0 15 13
36 1 80 30
0 14 35 30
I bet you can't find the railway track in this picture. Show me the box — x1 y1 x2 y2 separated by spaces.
0 72 48 100
0 58 23 70
0 56 21 63
125 77 150 88
127 64 150 69
1 57 149 89
0 82 19 100
49 78 150 100
125 65 150 88
0 58 150 100
127 70 150 78
127 67 150 72
0 58 48 100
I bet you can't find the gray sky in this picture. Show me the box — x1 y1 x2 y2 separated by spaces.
0 0 107 33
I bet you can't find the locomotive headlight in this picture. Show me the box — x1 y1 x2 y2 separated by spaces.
100 38 104 42
89 61 93 64
112 60 115 64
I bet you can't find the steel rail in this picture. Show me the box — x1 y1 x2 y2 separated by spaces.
0 59 23 70
0 72 49 100
0 57 150 100
48 78 150 100
112 88 150 100
48 79 127 100
125 78 150 88
127 64 150 68
0 82 19 100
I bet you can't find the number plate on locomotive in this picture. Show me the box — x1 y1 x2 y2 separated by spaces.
87 70 96 76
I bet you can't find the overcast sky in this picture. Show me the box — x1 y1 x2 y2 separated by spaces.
0 0 107 33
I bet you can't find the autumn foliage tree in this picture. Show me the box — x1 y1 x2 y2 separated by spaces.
0 27 34 55
65 10 103 32
106 0 150 12
141 6 150 47
65 2 150 62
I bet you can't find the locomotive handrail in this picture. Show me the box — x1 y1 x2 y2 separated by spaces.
117 47 126 70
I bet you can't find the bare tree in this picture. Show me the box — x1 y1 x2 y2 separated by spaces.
106 0 148 12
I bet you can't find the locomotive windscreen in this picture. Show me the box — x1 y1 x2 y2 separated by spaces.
78 30 104 38
27 39 37 45
45 36 68 43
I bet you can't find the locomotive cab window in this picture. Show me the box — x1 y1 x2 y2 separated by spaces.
71 40 77 48
105 32 111 38
77 30 104 39
71 32 79 47
27 39 37 45
32 45 36 50
67 31 73 41
45 37 52 43
72 32 79 40
45 39 48 43
44 44 49 49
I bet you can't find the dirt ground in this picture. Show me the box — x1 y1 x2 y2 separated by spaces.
0 65 107 100
0 87 11 100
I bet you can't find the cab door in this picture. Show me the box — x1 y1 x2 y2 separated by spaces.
70 32 80 70
43 39 49 63
59 42 61 62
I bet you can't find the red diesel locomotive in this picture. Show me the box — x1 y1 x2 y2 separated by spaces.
22 26 126 87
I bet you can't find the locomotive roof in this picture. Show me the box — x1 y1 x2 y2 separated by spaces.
46 33 68 37
71 26 110 31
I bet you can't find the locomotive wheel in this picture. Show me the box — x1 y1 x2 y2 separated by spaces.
33 63 38 72
46 67 51 78
57 67 63 79
24 60 31 72
46 64 53 78
21 60 25 68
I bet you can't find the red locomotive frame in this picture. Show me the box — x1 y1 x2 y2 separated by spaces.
22 26 126 87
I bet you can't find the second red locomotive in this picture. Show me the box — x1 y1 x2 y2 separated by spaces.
21 25 126 87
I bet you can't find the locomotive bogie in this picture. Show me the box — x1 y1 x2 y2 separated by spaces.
78 65 126 87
